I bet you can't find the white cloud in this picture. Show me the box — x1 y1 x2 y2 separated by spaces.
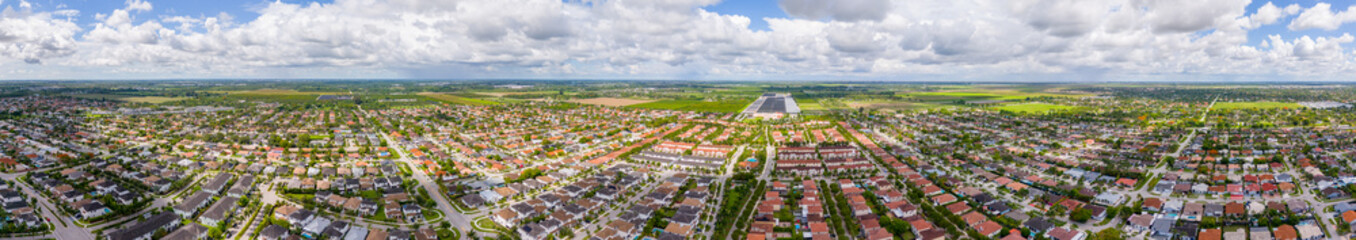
1137 0 1250 33
1289 3 1356 31
1249 2 1300 28
1269 33 1354 60
0 0 1353 81
1009 0 1107 37
124 0 152 13
51 9 79 18
779 0 890 22
0 8 82 64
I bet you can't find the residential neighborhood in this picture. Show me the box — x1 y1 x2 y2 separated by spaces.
4 81 1356 240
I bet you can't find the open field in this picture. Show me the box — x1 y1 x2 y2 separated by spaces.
902 89 1091 102
208 89 348 103
567 97 655 107
121 96 189 104
856 102 950 112
418 92 501 105
472 91 558 97
64 93 132 101
215 89 344 96
840 99 953 112
799 102 826 111
628 99 749 113
1213 101 1301 110
992 103 1078 113
64 94 187 104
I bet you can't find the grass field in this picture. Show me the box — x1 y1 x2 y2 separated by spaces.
210 89 344 103
121 96 188 103
1213 102 1301 110
218 89 343 96
843 100 951 112
993 103 1078 113
567 97 655 107
628 100 750 113
471 91 558 97
65 94 187 104
418 92 501 105
903 89 1091 102
799 102 826 111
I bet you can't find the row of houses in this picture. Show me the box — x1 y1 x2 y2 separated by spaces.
29 171 112 220
0 181 43 228
269 204 439 240
1127 213 1323 240
284 176 406 192
1141 198 1311 217
1151 180 1299 197
494 169 657 240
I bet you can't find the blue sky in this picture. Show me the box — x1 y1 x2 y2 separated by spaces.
16 0 790 31
1244 0 1356 47
18 0 289 21
0 0 1354 81
703 0 785 31
21 0 1341 47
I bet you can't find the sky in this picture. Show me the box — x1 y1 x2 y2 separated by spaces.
0 0 1354 81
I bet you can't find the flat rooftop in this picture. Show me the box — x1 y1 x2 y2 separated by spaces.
742 93 800 115
757 97 786 113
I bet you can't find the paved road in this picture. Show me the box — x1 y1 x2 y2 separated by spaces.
355 106 475 232
721 145 745 178
87 173 203 230
379 132 475 231
0 172 95 240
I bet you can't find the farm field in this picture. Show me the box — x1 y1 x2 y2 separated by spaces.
64 94 187 104
902 89 1091 102
844 100 950 112
992 102 1078 113
798 102 826 111
215 89 344 96
628 99 749 113
418 92 501 105
210 89 346 103
1213 101 1301 110
472 91 558 97
567 97 655 107
121 96 189 104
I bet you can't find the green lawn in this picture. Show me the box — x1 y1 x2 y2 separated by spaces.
219 89 345 98
219 89 341 95
843 100 951 112
422 209 441 220
472 216 510 235
369 205 389 222
1213 101 1301 110
470 91 558 97
799 102 826 111
417 92 501 105
209 89 347 103
358 190 381 200
285 193 312 200
993 103 1078 113
64 94 188 104
903 89 1091 101
122 96 189 103
628 100 750 113
910 92 1005 99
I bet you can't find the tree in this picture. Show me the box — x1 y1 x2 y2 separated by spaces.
1070 208 1092 222
1200 217 1219 229
1120 205 1137 217
1091 228 1126 240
